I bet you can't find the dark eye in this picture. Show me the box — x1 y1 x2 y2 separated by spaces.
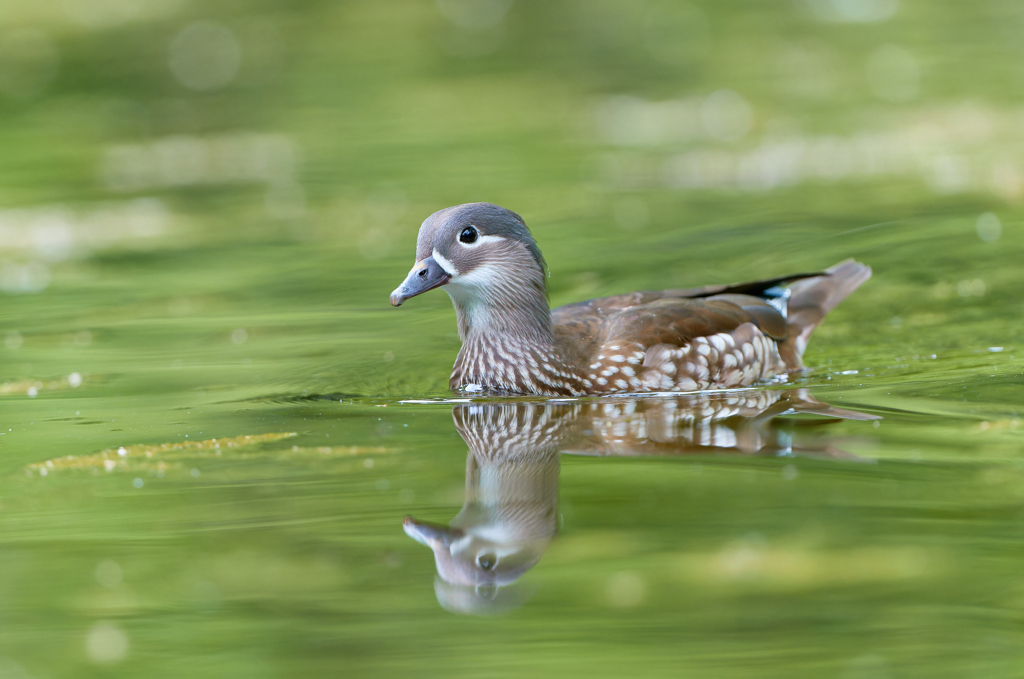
477 553 497 570
459 226 478 244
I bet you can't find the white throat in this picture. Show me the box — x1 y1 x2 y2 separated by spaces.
444 263 505 336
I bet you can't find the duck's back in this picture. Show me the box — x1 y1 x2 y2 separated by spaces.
551 259 870 393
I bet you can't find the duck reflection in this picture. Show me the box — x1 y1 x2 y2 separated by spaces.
403 402 567 613
403 389 877 614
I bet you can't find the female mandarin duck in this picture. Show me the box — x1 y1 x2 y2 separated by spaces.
390 203 870 396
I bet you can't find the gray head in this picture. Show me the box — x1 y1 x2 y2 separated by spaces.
402 512 552 590
389 204 549 334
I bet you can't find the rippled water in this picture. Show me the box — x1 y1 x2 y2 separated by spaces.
3 1 1024 677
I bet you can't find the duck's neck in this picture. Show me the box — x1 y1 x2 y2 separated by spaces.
451 282 553 345
446 280 584 395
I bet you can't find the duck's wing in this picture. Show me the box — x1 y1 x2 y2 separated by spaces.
609 295 788 346
551 261 870 392
551 270 818 344
552 260 870 368
552 271 823 320
553 292 789 353
552 293 791 393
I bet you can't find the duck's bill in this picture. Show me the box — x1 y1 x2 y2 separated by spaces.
390 256 451 307
403 515 462 547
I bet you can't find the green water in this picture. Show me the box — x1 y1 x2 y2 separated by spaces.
3 1 1024 676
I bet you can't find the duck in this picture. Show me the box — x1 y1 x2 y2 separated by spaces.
390 203 870 396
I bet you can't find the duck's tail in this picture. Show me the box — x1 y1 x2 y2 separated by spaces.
779 258 871 369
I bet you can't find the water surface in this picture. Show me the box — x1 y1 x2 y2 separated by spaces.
2 1 1024 677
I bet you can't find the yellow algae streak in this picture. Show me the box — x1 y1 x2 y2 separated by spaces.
286 445 394 457
26 433 399 477
26 433 297 476
1 373 85 396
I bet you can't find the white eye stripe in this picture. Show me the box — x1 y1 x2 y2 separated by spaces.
431 248 460 276
458 234 505 249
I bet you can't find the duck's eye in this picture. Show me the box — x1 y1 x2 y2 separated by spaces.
477 553 497 570
459 226 478 244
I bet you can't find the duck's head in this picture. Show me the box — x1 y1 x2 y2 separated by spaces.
402 516 540 615
389 203 547 311
402 515 550 589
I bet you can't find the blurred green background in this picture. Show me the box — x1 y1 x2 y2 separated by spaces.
2 0 1024 677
